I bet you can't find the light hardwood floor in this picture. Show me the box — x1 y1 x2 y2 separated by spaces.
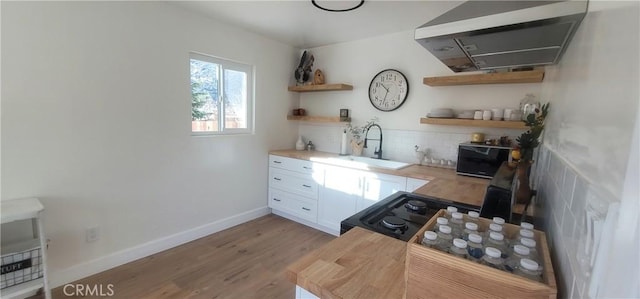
50 214 334 298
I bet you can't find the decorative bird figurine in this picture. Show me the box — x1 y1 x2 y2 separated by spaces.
294 51 314 85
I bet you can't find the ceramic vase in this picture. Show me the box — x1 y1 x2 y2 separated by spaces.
351 140 364 156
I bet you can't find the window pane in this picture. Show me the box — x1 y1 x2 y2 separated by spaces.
190 59 219 132
223 69 248 129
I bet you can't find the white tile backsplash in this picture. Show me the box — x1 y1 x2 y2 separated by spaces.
298 124 516 163
535 145 616 298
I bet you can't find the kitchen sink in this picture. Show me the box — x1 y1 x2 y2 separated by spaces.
313 156 412 170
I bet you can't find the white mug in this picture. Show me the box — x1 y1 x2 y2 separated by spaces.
491 108 504 121
482 110 492 120
473 111 483 120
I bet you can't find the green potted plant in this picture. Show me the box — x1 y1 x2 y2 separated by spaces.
511 102 550 204
346 117 378 156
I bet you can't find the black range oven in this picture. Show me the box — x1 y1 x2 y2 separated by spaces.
340 191 479 241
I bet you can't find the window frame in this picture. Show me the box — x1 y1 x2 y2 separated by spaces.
189 52 255 136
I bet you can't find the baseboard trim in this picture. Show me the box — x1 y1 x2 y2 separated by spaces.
49 206 270 288
271 209 339 237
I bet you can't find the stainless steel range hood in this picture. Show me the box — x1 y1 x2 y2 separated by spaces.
415 1 588 72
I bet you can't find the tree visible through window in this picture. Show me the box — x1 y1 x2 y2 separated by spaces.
190 52 253 134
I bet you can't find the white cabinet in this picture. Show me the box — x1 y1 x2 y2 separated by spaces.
1 198 50 299
359 172 407 211
317 166 361 233
406 177 429 192
268 154 415 236
268 155 323 227
318 166 407 235
296 285 319 299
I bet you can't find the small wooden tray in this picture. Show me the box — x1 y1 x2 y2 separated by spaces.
404 210 557 299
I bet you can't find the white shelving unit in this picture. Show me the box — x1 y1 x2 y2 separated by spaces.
1 198 50 299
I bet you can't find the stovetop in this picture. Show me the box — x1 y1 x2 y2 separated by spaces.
340 191 479 241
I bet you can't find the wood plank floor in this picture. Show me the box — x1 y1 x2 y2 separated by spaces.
50 214 334 298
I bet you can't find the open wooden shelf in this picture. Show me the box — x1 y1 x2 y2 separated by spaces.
423 70 545 86
287 115 351 123
288 83 353 92
420 117 527 129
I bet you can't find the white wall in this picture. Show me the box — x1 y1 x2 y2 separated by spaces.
1 2 299 286
533 1 639 297
298 30 541 162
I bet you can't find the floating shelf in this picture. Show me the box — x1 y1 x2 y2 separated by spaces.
288 83 353 92
287 115 351 123
423 70 545 86
420 118 527 129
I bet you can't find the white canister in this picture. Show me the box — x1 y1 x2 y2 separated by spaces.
504 108 514 120
473 111 483 120
482 110 492 120
491 108 504 121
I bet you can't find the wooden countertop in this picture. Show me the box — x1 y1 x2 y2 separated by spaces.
286 227 406 299
269 149 489 208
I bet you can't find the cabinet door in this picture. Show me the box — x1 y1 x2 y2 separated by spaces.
406 177 429 192
358 173 407 211
318 166 361 234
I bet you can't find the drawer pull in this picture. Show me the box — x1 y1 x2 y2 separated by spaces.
303 166 312 170
273 198 281 202
273 177 282 181
302 207 311 211
302 184 312 188
273 161 282 164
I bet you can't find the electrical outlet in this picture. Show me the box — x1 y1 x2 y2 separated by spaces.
86 226 99 243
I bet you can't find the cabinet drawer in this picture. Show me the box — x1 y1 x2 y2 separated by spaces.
269 189 318 223
269 168 319 200
269 155 316 174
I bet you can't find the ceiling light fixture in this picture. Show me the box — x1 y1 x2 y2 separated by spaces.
311 0 364 12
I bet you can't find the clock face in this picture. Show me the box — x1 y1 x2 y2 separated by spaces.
368 69 409 112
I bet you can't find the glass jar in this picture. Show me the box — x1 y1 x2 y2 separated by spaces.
435 225 453 252
487 232 509 256
514 258 543 282
492 217 506 226
463 222 479 241
505 245 532 272
519 237 540 260
514 229 535 245
481 247 505 271
449 212 465 238
466 233 484 262
484 223 504 239
466 211 480 225
445 206 458 219
433 217 449 233
421 231 439 248
520 221 534 230
449 238 468 259
520 93 540 121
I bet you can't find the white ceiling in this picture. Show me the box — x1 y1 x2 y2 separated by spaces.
170 1 463 49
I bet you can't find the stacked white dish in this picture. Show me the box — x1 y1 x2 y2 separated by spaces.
456 110 475 119
427 108 454 118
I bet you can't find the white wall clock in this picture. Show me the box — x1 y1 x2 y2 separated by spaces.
368 69 409 112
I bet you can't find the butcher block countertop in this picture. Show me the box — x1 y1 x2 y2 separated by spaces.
269 149 489 207
286 227 406 299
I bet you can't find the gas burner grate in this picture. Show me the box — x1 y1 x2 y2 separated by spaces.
381 216 407 230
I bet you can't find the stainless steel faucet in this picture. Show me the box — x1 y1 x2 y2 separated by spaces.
364 123 383 159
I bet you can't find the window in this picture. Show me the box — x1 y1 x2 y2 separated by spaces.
190 52 253 134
